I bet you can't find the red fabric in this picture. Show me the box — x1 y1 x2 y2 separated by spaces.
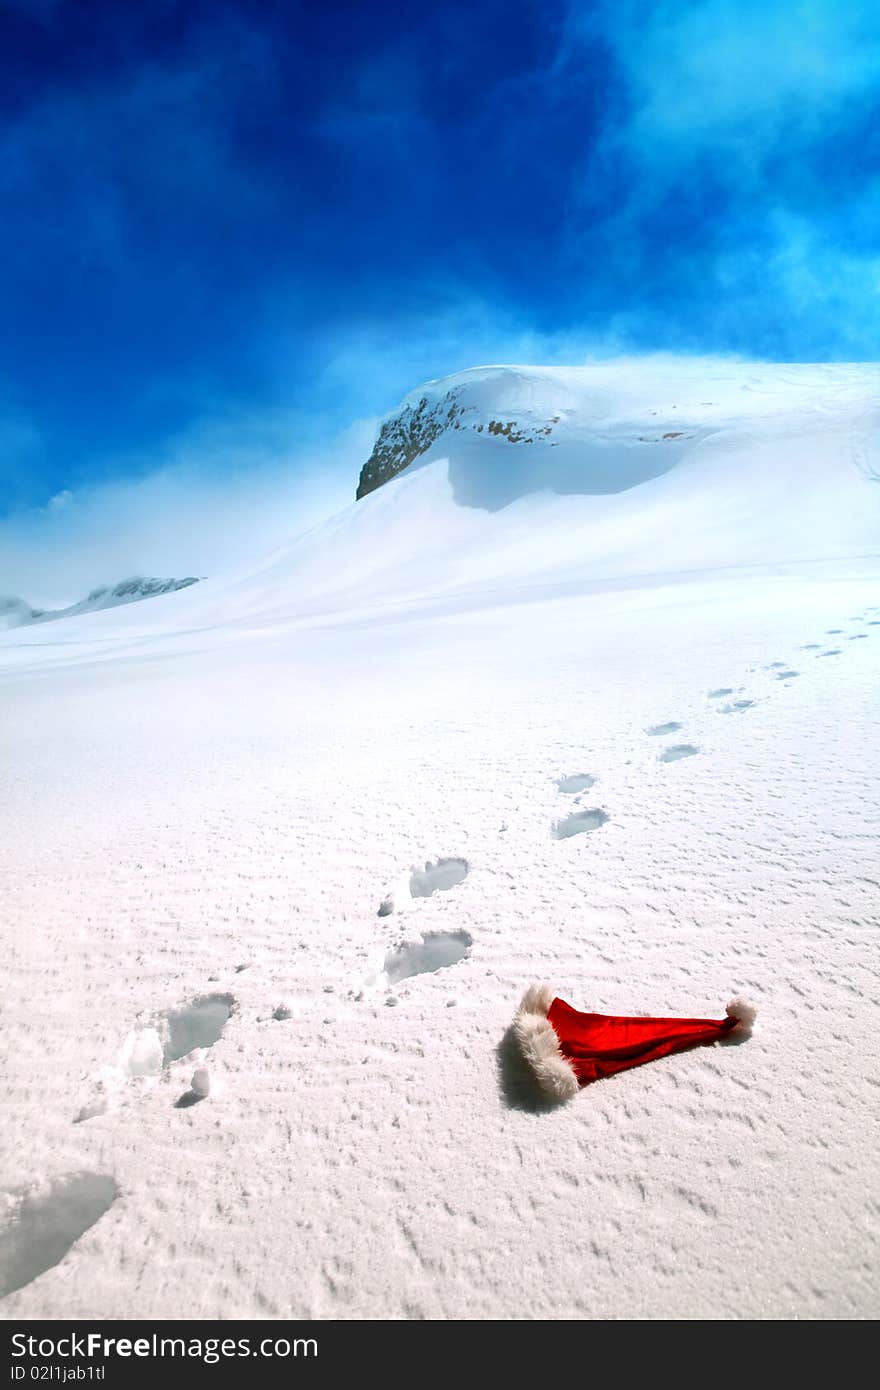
548 995 738 1085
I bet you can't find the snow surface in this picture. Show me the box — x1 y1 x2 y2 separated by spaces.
1 358 879 1320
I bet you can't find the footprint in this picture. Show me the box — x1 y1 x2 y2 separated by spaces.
720 699 754 713
163 995 233 1063
848 634 867 641
818 649 841 657
378 858 468 916
765 662 787 670
553 808 609 839
0 1174 117 1299
382 930 472 984
708 688 735 698
658 744 700 762
826 629 843 634
76 995 234 1120
869 621 880 626
774 670 799 680
800 644 820 650
409 859 468 898
557 773 597 793
646 721 682 736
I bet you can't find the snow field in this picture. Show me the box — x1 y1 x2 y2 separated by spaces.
1 568 878 1318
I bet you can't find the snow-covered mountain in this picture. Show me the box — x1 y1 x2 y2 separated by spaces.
356 358 880 509
5 359 877 645
0 575 200 629
197 358 879 629
356 361 707 501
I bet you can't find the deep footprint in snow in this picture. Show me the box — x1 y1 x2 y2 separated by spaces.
77 995 234 1120
408 858 469 899
848 634 867 640
553 808 609 839
708 688 735 698
818 649 841 657
720 699 754 713
800 644 821 650
122 994 234 1071
378 858 469 916
646 721 682 736
0 1173 118 1299
163 994 234 1063
774 669 799 680
658 744 700 762
765 662 787 670
382 930 472 984
557 773 597 793
826 629 843 634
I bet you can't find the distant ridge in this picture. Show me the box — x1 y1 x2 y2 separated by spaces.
0 576 200 629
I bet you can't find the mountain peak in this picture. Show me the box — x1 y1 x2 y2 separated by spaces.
355 359 880 511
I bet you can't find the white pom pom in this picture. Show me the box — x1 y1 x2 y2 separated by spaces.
512 984 579 1102
726 997 757 1039
191 1067 211 1098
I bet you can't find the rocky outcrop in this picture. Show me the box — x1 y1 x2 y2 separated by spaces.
357 389 467 499
83 577 199 605
356 382 561 499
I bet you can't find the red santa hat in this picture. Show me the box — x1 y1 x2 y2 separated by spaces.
512 984 757 1101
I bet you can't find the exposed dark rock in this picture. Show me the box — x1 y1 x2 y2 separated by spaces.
356 389 467 499
85 577 199 604
355 385 561 500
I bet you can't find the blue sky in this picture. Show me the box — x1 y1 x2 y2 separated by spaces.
2 0 879 596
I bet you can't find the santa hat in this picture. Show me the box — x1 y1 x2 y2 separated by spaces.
512 984 757 1102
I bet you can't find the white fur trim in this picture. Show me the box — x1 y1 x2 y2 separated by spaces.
512 984 579 1101
726 997 757 1039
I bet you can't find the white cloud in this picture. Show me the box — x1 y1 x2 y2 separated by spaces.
44 489 73 514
